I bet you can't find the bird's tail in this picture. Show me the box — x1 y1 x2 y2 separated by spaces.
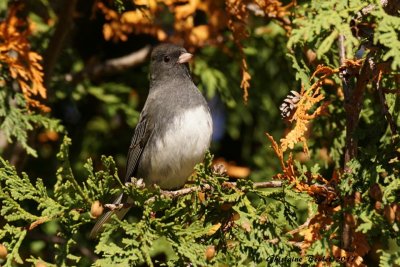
89 194 130 239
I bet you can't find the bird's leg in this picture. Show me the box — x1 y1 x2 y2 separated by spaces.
103 179 145 211
125 177 145 189
104 203 131 210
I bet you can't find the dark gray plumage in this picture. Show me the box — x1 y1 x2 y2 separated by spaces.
90 44 213 238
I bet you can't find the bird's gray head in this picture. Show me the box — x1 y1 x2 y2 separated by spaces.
149 44 192 86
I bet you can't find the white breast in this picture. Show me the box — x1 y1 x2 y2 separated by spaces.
147 106 212 189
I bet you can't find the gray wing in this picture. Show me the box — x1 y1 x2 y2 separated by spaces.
124 114 153 183
90 115 152 238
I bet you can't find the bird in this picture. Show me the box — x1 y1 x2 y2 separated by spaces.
90 43 213 238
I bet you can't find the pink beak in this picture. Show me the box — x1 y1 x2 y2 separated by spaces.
177 52 193 64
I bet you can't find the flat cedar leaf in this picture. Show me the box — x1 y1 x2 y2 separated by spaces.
207 223 221 236
26 257 57 267
0 91 63 156
378 250 400 267
286 53 311 86
317 30 339 58
373 10 400 69
356 211 374 233
194 58 228 99
382 175 400 203
88 86 121 103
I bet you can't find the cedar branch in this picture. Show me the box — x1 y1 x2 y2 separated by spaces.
268 218 311 245
43 0 78 87
70 45 151 84
148 181 283 204
376 70 398 136
104 181 283 209
90 45 151 79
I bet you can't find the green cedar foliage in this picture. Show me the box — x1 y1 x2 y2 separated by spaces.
0 137 120 266
1 137 303 266
0 0 400 266
0 91 63 157
286 0 400 266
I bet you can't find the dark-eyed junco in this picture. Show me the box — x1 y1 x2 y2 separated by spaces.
90 44 213 237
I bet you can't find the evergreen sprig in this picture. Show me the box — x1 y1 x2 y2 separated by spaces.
1 138 302 266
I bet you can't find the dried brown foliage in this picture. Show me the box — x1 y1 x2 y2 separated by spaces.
97 2 167 42
96 0 252 100
266 131 337 201
280 65 337 154
0 5 49 112
298 206 369 267
254 0 294 32
96 0 292 102
96 0 227 48
225 0 251 101
266 63 377 266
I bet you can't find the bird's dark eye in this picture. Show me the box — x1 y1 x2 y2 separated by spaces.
163 56 170 63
